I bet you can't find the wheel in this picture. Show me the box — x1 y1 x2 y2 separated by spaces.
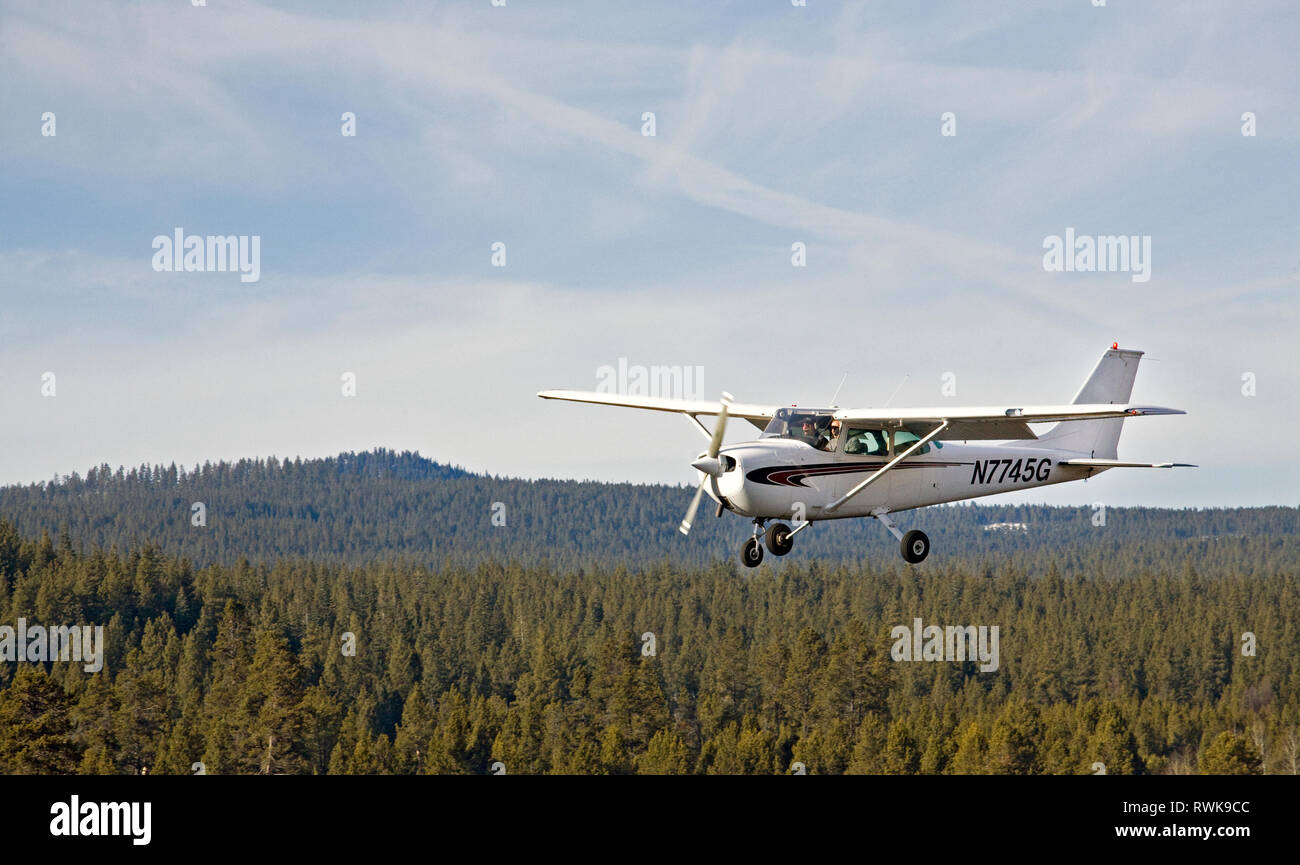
900 529 930 564
741 536 764 568
765 522 794 556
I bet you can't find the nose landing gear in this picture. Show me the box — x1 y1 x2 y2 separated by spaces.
740 519 766 568
739 518 811 567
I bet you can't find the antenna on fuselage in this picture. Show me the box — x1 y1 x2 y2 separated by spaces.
882 374 909 408
828 373 848 407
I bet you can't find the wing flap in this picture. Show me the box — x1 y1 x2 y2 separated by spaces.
933 419 1038 440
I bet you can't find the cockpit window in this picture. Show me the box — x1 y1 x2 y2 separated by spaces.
761 407 836 448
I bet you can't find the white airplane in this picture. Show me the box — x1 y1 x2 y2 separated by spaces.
538 345 1194 567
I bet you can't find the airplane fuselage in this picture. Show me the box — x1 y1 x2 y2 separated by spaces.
706 438 1098 521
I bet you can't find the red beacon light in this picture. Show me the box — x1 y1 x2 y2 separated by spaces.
1111 342 1119 350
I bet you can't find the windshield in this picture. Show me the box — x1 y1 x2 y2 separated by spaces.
761 407 836 444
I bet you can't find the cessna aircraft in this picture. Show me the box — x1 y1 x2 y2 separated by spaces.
538 345 1194 567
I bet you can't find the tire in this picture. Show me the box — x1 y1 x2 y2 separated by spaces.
741 536 764 568
900 529 930 564
765 522 794 556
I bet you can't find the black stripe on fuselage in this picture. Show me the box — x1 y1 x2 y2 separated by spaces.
745 461 970 488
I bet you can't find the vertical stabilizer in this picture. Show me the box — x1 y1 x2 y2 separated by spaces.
1029 347 1143 458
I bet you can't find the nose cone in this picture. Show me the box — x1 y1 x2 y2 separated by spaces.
691 456 723 477
714 454 749 513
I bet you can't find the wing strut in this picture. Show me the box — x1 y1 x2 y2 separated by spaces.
683 413 714 443
823 420 949 514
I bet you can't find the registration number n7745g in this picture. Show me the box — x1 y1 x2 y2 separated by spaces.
970 458 1051 485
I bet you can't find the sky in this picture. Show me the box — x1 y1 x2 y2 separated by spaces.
1 0 1296 507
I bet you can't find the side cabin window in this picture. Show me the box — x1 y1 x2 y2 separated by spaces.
844 427 889 457
844 428 944 457
893 429 941 456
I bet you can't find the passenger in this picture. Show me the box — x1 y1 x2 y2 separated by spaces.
813 419 839 451
823 419 842 451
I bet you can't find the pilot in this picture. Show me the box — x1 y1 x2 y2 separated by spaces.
815 419 841 451
797 418 819 443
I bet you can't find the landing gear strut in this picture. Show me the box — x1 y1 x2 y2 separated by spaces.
874 510 930 564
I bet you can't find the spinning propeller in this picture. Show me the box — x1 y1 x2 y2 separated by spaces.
678 392 733 536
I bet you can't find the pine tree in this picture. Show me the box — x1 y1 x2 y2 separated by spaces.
200 601 253 773
988 698 1043 774
1086 701 1143 775
1198 731 1262 775
392 686 435 774
846 713 888 774
639 728 690 774
243 629 309 774
950 722 988 775
113 647 169 774
884 719 921 774
0 666 81 773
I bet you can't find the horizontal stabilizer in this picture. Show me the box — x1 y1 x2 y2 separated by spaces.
1058 459 1197 468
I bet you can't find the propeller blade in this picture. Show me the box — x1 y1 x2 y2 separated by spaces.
678 477 707 535
682 392 733 536
707 392 733 458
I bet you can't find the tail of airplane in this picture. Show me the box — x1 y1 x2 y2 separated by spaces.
1028 345 1144 458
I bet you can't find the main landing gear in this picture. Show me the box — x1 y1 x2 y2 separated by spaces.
875 510 930 564
739 518 809 568
900 529 930 564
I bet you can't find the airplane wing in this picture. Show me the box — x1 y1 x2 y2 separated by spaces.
831 403 1185 441
536 391 1185 439
536 390 781 430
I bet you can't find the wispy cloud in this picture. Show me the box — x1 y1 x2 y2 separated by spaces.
1 0 1294 504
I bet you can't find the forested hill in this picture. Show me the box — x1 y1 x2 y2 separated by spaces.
0 448 1295 570
0 451 1297 776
